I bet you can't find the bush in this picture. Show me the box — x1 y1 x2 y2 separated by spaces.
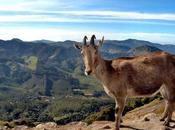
54 113 84 125
84 106 115 125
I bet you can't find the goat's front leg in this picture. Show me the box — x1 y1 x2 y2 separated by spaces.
115 97 126 130
160 100 168 121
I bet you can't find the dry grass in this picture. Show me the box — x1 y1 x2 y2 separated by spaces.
124 99 165 120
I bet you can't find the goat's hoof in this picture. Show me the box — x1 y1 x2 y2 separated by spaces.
160 117 165 121
114 126 120 130
163 120 170 126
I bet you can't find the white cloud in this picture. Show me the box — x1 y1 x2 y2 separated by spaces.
0 27 91 41
0 27 175 44
52 11 175 21
0 10 175 25
0 0 82 11
0 1 175 22
1 14 175 27
1 0 174 23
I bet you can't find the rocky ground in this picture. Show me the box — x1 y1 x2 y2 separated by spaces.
1 99 175 130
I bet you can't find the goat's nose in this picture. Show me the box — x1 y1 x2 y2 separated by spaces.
85 70 92 76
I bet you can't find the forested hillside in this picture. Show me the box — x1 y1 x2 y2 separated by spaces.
0 38 174 125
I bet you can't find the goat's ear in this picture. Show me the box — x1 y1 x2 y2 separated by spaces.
97 36 104 47
74 43 82 50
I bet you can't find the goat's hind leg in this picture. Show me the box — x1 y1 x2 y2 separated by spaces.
163 102 173 126
160 83 175 126
160 85 169 121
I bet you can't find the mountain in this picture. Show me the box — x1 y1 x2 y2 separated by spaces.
103 39 175 55
0 38 174 125
33 39 55 44
128 45 162 56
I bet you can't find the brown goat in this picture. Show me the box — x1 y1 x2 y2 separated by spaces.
74 35 175 130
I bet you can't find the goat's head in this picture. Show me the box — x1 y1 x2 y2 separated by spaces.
74 35 104 76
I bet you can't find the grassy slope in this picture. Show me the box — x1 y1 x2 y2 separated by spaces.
23 56 38 71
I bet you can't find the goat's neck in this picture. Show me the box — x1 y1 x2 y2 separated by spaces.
93 54 111 84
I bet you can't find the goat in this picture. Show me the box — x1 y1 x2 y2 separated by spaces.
74 35 175 130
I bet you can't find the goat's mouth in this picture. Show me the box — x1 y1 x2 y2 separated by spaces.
85 70 92 76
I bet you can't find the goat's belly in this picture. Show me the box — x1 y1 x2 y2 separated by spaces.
127 84 162 97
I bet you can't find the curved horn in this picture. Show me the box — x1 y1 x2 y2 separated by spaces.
90 35 96 45
98 36 104 47
83 36 88 45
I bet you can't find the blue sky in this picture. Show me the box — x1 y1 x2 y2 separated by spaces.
1 0 175 44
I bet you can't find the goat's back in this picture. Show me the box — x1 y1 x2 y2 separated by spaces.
111 51 175 96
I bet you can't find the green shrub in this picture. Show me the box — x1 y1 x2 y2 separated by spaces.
84 106 115 125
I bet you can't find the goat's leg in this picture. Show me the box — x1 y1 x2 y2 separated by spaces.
115 97 126 130
163 102 173 126
160 100 168 121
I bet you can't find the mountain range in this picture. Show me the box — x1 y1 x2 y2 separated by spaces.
0 38 174 124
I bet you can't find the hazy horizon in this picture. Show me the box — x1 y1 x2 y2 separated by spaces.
1 0 175 44
1 37 175 46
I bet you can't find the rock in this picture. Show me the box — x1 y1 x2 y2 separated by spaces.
160 126 172 130
68 122 78 125
45 122 57 128
143 117 150 121
11 125 28 130
141 113 157 122
0 126 8 130
77 122 87 127
12 119 27 126
4 126 9 130
36 123 46 129
36 122 58 129
101 125 111 129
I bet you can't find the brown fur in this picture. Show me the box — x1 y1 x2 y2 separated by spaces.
75 36 175 130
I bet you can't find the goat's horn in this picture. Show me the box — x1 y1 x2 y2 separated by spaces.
98 36 104 47
83 36 88 45
90 35 96 45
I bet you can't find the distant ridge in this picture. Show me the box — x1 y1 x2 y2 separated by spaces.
0 38 175 54
33 39 55 44
128 45 162 56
